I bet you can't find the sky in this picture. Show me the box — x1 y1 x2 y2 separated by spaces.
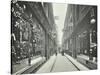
53 3 67 45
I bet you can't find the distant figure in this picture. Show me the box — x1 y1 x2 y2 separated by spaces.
62 50 64 56
55 50 57 56
28 56 31 66
55 52 57 56
28 48 31 66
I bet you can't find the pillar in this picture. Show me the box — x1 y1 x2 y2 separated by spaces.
72 36 77 58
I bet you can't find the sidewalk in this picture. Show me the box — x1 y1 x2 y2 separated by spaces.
64 54 89 71
77 54 97 69
36 54 57 73
77 54 97 64
12 56 45 75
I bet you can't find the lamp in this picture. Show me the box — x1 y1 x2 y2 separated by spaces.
90 18 96 24
90 7 96 24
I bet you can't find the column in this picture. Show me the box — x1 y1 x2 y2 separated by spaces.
45 32 49 60
87 30 93 60
72 36 77 58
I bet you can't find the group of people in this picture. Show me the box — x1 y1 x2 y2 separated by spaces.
55 50 65 56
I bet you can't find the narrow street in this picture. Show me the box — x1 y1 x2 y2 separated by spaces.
36 53 89 73
11 0 97 74
51 54 78 72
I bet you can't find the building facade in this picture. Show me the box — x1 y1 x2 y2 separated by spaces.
11 0 58 68
62 4 97 61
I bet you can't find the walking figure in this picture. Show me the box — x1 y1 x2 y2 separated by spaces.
55 51 57 56
28 56 31 66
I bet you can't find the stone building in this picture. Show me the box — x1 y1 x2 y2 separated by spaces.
11 1 57 62
62 4 97 61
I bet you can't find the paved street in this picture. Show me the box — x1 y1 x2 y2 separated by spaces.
36 53 89 73
51 54 78 72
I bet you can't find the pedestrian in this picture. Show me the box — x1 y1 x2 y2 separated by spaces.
56 52 57 56
55 51 57 56
28 48 31 66
62 50 64 56
28 56 31 66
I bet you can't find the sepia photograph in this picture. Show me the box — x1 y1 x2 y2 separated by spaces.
11 0 97 74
